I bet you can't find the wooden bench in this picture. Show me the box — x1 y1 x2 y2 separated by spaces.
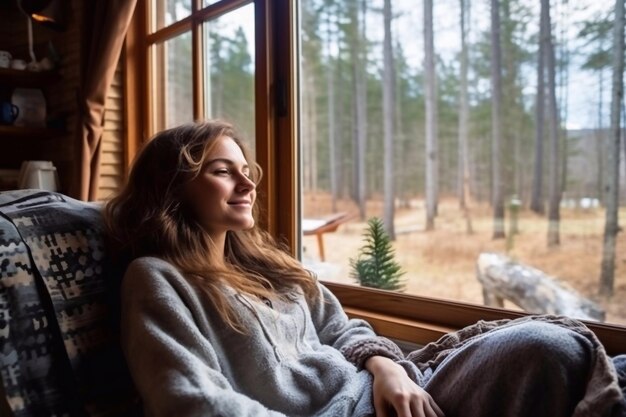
302 212 355 261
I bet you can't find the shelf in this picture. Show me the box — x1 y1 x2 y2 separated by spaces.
0 68 60 88
0 125 65 140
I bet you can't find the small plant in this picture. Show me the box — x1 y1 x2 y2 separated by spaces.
350 217 405 291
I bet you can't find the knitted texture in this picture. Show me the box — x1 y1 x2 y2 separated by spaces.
613 355 626 416
340 336 405 369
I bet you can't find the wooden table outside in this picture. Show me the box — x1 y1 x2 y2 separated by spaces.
302 212 355 261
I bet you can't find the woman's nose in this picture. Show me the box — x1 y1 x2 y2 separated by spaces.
236 173 256 192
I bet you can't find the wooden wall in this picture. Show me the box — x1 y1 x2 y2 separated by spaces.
43 0 81 195
99 61 125 201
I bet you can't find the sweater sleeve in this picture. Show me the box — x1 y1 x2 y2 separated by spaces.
120 258 287 417
308 283 404 369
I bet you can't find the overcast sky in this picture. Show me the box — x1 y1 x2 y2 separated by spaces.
211 0 616 130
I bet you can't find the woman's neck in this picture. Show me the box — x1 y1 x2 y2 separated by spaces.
205 230 225 253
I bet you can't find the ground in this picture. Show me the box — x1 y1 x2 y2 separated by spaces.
302 193 626 326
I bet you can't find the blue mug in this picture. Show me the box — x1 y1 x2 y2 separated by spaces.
0 102 19 125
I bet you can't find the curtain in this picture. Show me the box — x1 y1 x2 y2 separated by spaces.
74 0 136 201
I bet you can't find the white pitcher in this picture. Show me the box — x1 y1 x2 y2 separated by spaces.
18 160 60 191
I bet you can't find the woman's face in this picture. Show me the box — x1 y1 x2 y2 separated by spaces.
183 135 256 243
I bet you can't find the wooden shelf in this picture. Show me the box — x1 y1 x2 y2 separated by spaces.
0 68 60 88
0 125 65 140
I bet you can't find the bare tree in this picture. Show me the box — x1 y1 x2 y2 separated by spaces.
578 17 612 202
531 2 547 215
301 3 322 197
383 0 396 239
599 0 625 296
558 0 571 197
491 0 505 239
424 0 438 231
326 10 338 212
302 61 318 194
349 0 368 220
544 0 561 247
458 0 473 234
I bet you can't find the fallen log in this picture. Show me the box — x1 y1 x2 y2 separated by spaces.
476 252 605 322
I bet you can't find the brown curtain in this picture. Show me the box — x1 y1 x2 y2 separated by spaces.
74 0 136 201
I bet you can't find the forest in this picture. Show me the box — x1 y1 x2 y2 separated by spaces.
297 0 626 322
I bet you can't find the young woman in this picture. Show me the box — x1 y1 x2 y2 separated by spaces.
104 120 625 417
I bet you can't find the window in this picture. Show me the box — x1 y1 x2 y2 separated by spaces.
144 0 255 136
151 32 194 129
129 0 626 353
201 5 255 143
296 0 626 349
130 0 294 243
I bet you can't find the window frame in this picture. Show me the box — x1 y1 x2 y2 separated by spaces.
126 0 295 245
125 0 626 356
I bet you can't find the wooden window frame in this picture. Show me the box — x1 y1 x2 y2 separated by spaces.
125 0 291 242
125 0 626 355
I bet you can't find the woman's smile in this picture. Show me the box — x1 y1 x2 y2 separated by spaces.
184 135 256 244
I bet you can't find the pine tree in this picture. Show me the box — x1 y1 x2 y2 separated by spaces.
350 217 405 291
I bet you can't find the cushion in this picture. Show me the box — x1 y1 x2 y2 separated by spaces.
0 190 139 416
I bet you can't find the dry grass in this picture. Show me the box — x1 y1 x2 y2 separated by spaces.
302 193 626 325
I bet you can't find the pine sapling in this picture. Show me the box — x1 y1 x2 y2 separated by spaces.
350 217 405 291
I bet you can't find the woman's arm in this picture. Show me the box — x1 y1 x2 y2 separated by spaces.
309 284 444 416
309 283 405 367
121 258 286 417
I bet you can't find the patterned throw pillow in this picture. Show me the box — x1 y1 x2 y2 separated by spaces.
0 190 140 417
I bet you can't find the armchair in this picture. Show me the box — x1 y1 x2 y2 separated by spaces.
0 189 139 417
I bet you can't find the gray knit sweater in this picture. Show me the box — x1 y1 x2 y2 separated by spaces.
121 256 404 417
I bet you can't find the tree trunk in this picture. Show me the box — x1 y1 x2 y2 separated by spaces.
501 0 515 209
490 0 505 239
558 0 570 196
477 253 605 321
459 0 473 234
382 0 395 239
544 0 561 247
302 62 317 194
599 0 624 297
326 12 338 213
531 4 546 215
355 0 367 220
596 69 605 203
424 0 437 231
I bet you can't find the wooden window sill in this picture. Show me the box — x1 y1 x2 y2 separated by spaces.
326 282 626 355
344 307 456 346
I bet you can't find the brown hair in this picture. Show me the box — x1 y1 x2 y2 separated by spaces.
103 120 319 331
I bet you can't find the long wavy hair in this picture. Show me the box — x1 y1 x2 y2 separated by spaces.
103 120 319 331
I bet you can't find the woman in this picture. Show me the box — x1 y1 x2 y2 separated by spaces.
104 120 625 417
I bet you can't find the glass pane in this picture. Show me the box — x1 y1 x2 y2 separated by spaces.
151 32 193 132
202 3 255 147
151 0 191 32
298 0 626 326
202 0 221 7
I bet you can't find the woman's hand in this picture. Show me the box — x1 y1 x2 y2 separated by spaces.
365 356 444 417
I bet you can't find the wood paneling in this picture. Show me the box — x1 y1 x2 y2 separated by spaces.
97 58 126 202
98 175 123 189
